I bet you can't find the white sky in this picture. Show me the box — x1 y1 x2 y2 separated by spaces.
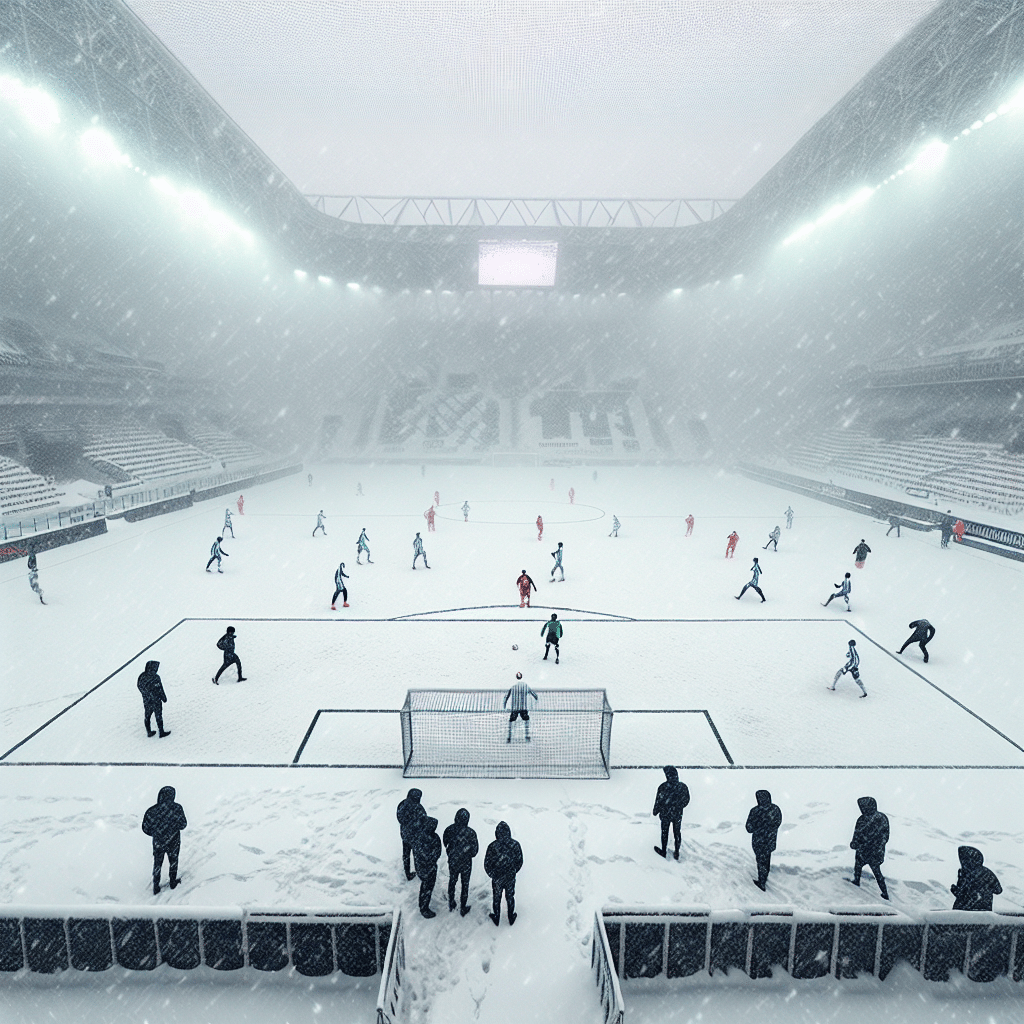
128 1 938 198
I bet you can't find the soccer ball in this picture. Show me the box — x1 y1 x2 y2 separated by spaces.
512 644 518 650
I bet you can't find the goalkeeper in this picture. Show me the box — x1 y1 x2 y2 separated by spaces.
541 613 562 663
503 672 538 743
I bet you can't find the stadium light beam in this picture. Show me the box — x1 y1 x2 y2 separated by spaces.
81 127 131 167
0 75 59 130
909 140 948 173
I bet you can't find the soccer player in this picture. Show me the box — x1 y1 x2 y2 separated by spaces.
462 501 470 522
745 790 782 891
550 541 565 581
541 613 562 663
331 562 350 609
685 514 694 536
652 766 689 860
823 573 852 611
898 619 935 663
785 506 794 529
424 506 436 532
27 551 45 604
313 510 327 537
212 626 246 684
953 519 966 543
504 671 538 742
763 525 781 551
206 536 228 573
568 486 575 504
485 822 524 926
725 530 738 557
412 532 430 569
609 515 620 538
356 528 372 564
307 473 313 487
434 490 440 506
829 639 866 697
536 515 544 541
223 507 234 537
853 538 871 567
516 569 537 608
237 494 244 515
735 558 765 602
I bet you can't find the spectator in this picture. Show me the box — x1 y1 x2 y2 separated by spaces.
652 766 690 860
443 808 479 916
847 796 889 900
745 790 782 891
950 846 1002 911
412 817 442 918
142 786 187 895
485 821 524 926
396 788 426 880
137 660 170 738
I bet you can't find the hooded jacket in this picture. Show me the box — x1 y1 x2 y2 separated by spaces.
397 789 426 843
136 661 166 707
850 797 889 863
951 846 1002 911
141 786 187 848
412 817 442 875
745 790 782 852
443 809 479 870
484 822 523 881
652 766 690 820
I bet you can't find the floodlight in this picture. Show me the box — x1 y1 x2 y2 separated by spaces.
294 269 307 279
0 76 59 130
318 275 332 284
346 282 360 290
81 127 130 166
178 190 210 219
910 140 948 172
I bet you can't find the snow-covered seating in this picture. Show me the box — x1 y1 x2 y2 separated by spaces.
0 456 60 516
188 429 268 468
82 427 217 484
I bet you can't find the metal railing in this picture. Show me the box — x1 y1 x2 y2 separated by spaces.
592 911 625 1024
375 907 406 1024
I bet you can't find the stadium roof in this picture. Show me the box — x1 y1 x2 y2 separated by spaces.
126 0 938 199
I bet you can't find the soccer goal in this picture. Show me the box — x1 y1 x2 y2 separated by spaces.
400 689 613 779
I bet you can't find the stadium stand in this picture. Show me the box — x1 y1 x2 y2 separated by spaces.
0 456 61 516
82 424 217 485
783 429 1024 515
187 428 269 469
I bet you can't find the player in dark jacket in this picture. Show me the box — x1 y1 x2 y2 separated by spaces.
413 817 442 917
853 539 871 566
137 660 170 738
212 626 246 684
898 619 935 663
950 846 1002 911
847 796 889 900
745 790 782 890
142 786 187 894
485 821 524 926
652 765 690 860
443 808 479 915
541 613 563 663
396 788 426 880
331 562 349 609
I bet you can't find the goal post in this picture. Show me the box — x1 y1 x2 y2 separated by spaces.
401 689 613 779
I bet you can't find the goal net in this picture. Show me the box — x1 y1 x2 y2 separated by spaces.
401 689 612 779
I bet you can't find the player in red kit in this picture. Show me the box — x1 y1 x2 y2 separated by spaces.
725 531 738 557
685 514 694 536
237 495 244 515
517 570 537 608
536 515 544 541
425 506 436 532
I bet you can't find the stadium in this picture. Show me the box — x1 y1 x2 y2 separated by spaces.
2 2 1024 1022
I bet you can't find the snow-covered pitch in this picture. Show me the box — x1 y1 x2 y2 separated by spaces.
2 464 1023 1024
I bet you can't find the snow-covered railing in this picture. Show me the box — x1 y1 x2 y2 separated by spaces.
597 905 1024 990
591 911 625 1024
375 906 406 1024
0 904 396 981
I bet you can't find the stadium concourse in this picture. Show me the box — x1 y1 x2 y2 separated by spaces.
2 463 1024 1023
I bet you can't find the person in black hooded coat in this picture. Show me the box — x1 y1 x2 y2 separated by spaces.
848 796 889 900
745 790 782 891
412 817 442 918
396 788 426 880
443 808 479 916
652 766 690 860
142 786 187 894
485 821 523 926
951 846 1002 911
137 660 170 738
